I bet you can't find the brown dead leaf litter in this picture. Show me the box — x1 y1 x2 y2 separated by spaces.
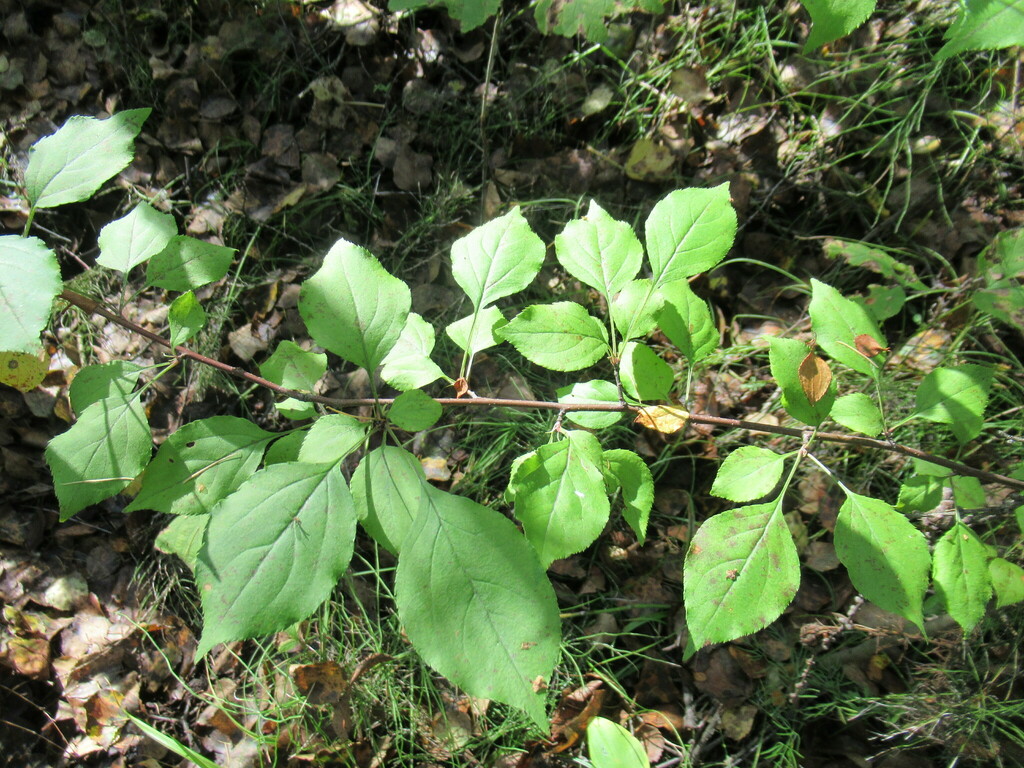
3 0 1024 766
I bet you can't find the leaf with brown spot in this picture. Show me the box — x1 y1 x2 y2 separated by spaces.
798 352 832 405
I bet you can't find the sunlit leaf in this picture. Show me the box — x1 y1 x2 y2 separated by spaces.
396 485 561 727
684 497 799 652
25 109 150 208
0 236 62 353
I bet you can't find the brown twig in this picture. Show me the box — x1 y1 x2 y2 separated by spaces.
59 289 1024 492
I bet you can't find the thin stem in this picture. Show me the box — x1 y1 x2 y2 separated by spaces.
22 206 36 236
59 288 1024 493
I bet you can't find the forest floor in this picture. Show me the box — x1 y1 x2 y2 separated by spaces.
2 1 1024 767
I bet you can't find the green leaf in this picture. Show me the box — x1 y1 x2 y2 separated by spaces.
619 342 673 402
936 0 1024 60
645 184 737 289
587 717 650 768
68 361 143 413
512 430 610 566
932 523 993 632
830 393 883 436
46 395 152 520
388 389 443 431
195 461 355 657
854 284 906 323
822 238 925 289
124 416 275 516
146 236 236 292
351 445 426 553
834 492 930 631
297 413 366 465
25 108 150 209
710 446 787 503
395 485 561 728
799 0 876 53
125 713 221 768
264 431 305 465
96 202 177 273
914 364 993 443
603 449 654 545
656 280 718 363
390 0 502 30
168 291 206 349
259 341 327 420
0 236 62 353
989 557 1024 608
499 302 609 372
450 206 545 310
611 279 662 341
534 0 664 42
381 313 446 391
445 305 507 356
768 337 835 426
554 200 642 297
896 475 945 514
952 476 986 511
155 513 209 570
683 498 800 652
299 238 410 371
808 278 885 378
557 380 623 429
973 228 1024 326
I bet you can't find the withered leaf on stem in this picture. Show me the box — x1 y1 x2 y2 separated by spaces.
798 352 832 405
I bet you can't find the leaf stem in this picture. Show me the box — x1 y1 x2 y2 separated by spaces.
59 288 1024 493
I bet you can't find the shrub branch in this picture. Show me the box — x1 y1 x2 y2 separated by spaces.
60 289 1024 493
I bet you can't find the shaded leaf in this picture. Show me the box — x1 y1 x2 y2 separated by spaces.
351 445 426 553
834 491 930 631
768 337 834 426
932 523 993 632
146 236 236 292
125 416 275 516
914 364 993 443
936 0 1024 60
46 395 152 520
603 449 654 545
656 280 718 363
388 389 442 431
619 342 672 401
196 462 355 657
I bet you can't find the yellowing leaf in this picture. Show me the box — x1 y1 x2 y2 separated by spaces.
0 351 48 392
634 405 689 433
624 138 674 181
798 352 832 405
